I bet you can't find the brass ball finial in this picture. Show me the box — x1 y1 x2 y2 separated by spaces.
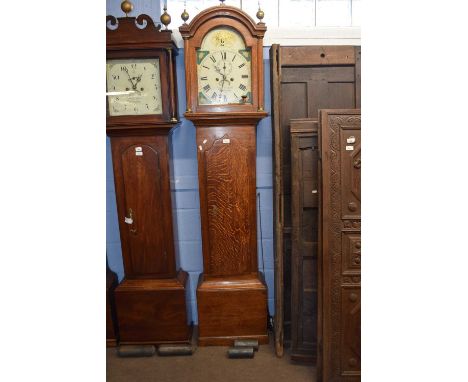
160 5 171 29
256 7 265 23
121 0 133 16
181 9 189 24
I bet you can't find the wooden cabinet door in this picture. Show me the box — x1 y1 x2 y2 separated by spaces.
111 135 176 278
196 126 258 277
290 119 320 362
319 110 361 381
270 45 361 356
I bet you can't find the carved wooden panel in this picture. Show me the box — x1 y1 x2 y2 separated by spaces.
319 110 361 381
111 135 176 278
197 126 257 277
290 119 320 363
270 45 361 355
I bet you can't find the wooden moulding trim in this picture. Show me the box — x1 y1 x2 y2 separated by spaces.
116 276 187 291
106 15 178 51
280 46 356 66
179 5 266 39
319 109 361 116
176 269 189 286
290 118 319 134
106 124 178 137
184 111 268 126
198 334 269 346
106 339 117 347
198 279 267 291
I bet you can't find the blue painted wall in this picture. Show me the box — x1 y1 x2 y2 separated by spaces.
106 1 274 324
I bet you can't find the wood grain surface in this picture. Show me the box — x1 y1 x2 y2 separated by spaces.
106 13 189 346
115 271 191 345
290 119 320 363
270 45 361 357
198 126 257 276
318 109 361 381
180 5 268 346
111 135 176 279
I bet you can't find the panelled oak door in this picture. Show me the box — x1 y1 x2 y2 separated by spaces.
106 11 189 345
180 5 268 346
111 136 175 278
198 126 257 277
290 119 320 363
319 110 361 381
270 44 361 357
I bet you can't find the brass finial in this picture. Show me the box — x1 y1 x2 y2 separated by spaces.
160 4 171 29
181 9 189 23
256 2 265 23
121 0 133 17
181 1 189 24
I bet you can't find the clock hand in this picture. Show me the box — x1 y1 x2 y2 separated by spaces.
123 67 136 88
132 74 143 91
221 76 226 93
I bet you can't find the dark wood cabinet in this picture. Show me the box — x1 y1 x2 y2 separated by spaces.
106 13 190 345
318 110 361 381
290 119 320 363
270 45 361 356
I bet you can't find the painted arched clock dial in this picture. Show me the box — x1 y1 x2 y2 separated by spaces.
197 27 252 105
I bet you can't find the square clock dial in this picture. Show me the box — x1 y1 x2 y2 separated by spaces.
106 58 163 116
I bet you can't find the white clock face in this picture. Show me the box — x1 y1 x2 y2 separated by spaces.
197 27 252 105
106 58 163 116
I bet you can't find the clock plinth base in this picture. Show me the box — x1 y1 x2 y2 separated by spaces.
115 270 191 345
196 273 268 346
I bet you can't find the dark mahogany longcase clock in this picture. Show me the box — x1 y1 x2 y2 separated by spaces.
106 10 190 345
180 4 268 346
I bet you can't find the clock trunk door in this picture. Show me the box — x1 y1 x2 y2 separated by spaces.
111 136 176 278
198 126 257 277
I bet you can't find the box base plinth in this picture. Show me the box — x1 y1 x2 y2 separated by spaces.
115 271 191 345
196 273 268 347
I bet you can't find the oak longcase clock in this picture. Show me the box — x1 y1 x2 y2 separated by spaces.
107 6 190 345
180 3 268 346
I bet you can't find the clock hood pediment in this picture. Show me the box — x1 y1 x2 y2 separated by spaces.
179 5 266 40
179 4 267 115
106 14 177 51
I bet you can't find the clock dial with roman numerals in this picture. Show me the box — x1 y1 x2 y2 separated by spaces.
106 58 163 116
197 27 252 105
